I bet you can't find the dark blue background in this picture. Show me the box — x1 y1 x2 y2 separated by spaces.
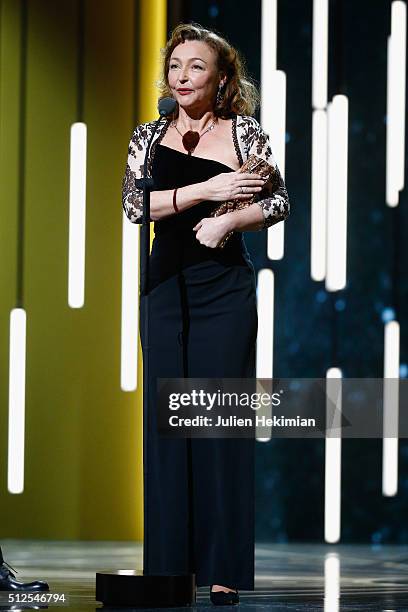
167 0 408 543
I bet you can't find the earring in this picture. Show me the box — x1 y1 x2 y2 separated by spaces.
216 83 224 106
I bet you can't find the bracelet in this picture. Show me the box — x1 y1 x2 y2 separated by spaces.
173 188 179 213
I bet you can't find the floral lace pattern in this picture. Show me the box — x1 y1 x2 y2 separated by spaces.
236 116 290 229
122 115 290 229
121 119 168 223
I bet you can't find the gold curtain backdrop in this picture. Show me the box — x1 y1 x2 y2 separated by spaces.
0 0 166 540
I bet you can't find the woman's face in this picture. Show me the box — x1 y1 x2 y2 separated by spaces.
168 40 224 112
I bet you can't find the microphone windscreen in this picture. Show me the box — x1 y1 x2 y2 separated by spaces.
158 97 177 117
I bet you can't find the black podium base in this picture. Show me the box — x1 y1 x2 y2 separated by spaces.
96 570 196 608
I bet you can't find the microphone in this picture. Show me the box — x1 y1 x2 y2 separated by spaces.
158 97 177 117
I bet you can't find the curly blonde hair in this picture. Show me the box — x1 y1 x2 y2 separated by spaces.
157 22 260 119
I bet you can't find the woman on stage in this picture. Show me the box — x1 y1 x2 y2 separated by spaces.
122 23 290 606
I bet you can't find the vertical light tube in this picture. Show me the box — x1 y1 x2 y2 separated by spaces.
311 109 328 281
260 0 278 140
265 71 287 261
256 269 275 379
386 1 406 206
325 367 342 543
395 1 406 193
261 0 277 79
260 0 287 261
120 215 140 391
68 121 87 308
256 269 274 442
8 308 27 494
382 320 400 496
324 553 340 612
312 0 329 110
311 0 329 281
387 35 398 206
325 96 348 292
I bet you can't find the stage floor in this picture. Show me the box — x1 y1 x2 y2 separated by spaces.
1 540 408 610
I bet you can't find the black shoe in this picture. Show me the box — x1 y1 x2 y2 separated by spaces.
0 561 49 592
210 585 239 605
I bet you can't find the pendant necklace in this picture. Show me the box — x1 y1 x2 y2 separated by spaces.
170 118 217 155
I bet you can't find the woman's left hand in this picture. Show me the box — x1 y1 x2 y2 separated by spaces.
192 215 234 248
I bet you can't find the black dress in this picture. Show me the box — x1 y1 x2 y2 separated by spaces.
139 143 257 590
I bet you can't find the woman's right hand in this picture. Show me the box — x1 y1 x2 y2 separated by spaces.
200 172 266 202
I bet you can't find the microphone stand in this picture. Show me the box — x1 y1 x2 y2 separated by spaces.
96 108 196 608
135 117 160 576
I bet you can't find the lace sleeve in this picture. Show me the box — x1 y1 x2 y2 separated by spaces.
121 125 146 223
248 121 291 230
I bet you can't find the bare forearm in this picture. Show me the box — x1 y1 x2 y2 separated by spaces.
224 202 266 233
150 183 205 221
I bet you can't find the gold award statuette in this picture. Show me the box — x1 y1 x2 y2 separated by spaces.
210 154 280 248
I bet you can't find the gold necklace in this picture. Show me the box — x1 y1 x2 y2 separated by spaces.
170 118 217 155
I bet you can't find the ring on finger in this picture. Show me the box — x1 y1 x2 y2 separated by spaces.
241 186 245 194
